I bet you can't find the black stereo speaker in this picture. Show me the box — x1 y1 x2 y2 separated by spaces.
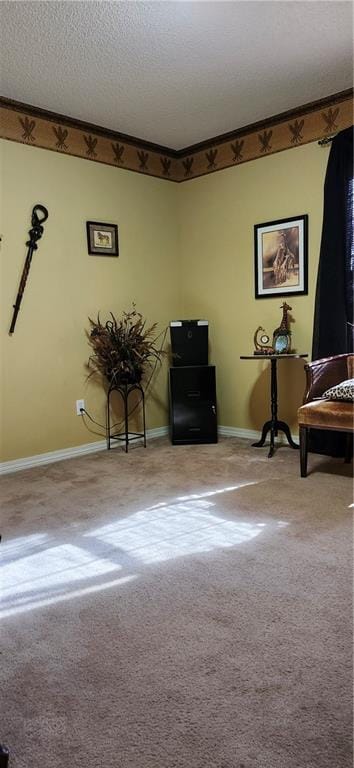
169 365 217 445
170 320 208 367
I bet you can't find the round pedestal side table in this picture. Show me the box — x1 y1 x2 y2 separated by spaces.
240 354 308 458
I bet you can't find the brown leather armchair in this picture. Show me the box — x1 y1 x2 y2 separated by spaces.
297 353 354 477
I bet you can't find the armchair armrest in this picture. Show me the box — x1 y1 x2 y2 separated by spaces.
303 353 353 403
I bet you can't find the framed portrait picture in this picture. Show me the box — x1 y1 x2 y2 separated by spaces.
254 215 308 299
86 221 119 257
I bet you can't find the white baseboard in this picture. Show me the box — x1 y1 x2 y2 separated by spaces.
0 424 299 476
218 425 260 440
0 426 168 476
218 425 299 443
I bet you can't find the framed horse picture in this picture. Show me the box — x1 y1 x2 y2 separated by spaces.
254 215 308 298
86 221 119 257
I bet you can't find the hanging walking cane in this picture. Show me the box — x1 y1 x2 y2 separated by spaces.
9 204 49 335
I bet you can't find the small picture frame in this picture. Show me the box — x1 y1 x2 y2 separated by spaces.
273 331 291 354
86 221 119 257
254 215 308 299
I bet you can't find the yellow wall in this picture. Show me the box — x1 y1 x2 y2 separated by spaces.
0 139 328 462
0 140 180 461
177 143 328 433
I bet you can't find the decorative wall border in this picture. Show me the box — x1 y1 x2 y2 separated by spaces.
0 97 180 181
0 91 352 183
175 90 353 181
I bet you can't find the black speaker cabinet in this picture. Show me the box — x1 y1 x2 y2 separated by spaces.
169 365 217 445
170 320 208 366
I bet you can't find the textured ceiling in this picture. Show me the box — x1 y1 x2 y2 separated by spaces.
0 1 353 150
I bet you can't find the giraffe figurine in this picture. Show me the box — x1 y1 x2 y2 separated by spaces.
272 302 293 353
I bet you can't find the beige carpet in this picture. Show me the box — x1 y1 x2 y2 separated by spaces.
0 437 352 768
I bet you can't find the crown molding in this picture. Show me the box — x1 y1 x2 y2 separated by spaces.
0 90 352 182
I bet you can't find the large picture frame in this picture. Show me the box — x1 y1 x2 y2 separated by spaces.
86 221 119 257
254 214 308 299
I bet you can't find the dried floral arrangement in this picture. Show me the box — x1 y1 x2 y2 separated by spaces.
87 305 165 386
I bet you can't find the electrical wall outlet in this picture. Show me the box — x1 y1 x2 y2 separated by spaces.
76 399 85 415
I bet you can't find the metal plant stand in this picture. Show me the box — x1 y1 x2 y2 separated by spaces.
106 382 146 453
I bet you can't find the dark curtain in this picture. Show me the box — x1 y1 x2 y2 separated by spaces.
311 126 353 456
